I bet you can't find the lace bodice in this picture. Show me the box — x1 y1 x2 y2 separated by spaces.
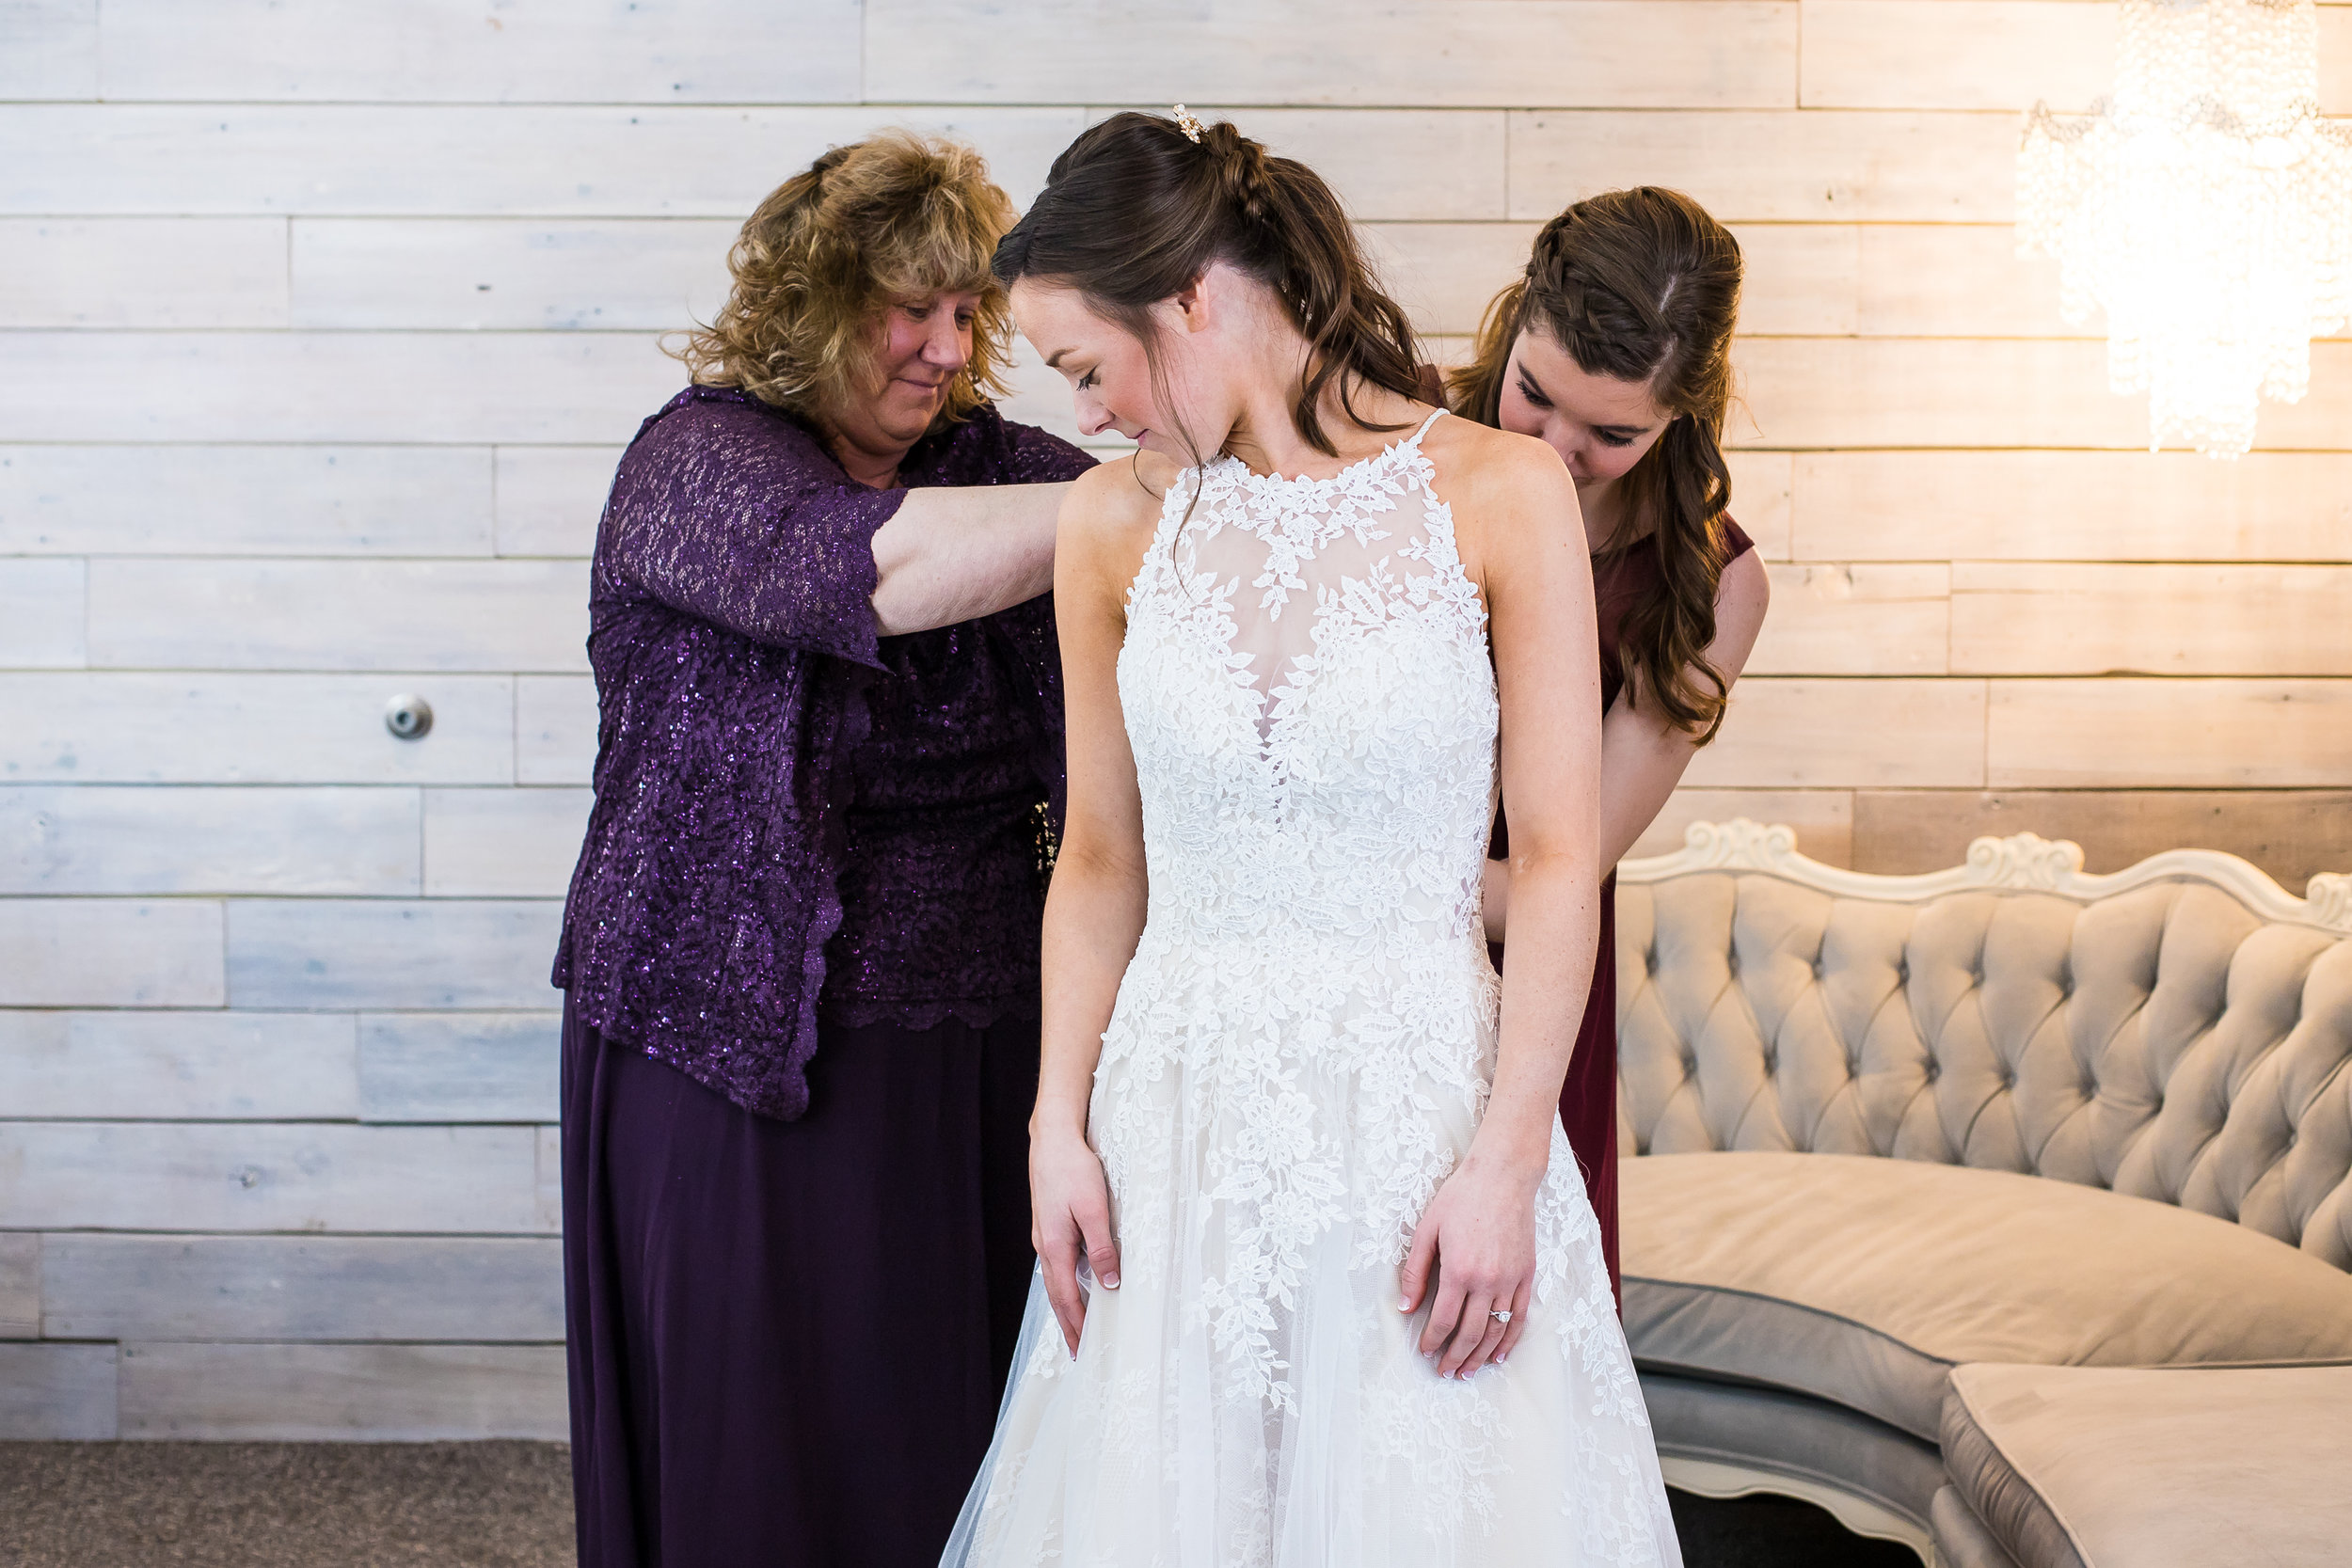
1119 407 1498 958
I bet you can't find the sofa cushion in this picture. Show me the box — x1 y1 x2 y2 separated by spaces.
1941 1362 2352 1568
1930 1485 2022 1568
1620 1151 2352 1440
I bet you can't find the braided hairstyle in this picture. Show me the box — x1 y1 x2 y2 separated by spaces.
993 111 1425 464
1449 187 1743 742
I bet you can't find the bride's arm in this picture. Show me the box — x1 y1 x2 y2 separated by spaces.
1403 433 1603 1378
1031 462 1158 1356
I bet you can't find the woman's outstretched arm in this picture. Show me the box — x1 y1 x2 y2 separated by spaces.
868 481 1074 634
1402 429 1603 1378
1029 462 1160 1355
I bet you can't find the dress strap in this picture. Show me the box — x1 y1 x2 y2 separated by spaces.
1410 406 1448 442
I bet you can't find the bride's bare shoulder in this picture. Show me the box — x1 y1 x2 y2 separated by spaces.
1422 414 1565 490
1059 449 1175 596
1418 415 1581 590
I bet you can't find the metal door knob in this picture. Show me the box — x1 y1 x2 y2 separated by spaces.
385 694 435 740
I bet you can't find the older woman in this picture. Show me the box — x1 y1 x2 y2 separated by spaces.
553 133 1093 1568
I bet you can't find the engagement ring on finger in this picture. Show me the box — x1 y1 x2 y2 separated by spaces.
1490 1309 1512 1323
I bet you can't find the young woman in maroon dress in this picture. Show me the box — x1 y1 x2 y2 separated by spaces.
1452 187 1771 1307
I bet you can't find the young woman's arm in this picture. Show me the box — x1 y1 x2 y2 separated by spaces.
1402 432 1603 1378
1028 463 1160 1355
1481 548 1768 939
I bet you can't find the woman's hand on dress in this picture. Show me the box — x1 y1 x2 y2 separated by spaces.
1030 1128 1121 1357
1398 1152 1541 1378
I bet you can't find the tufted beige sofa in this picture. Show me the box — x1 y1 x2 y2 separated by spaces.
1611 821 2352 1568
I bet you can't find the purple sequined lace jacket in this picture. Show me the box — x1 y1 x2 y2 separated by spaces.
553 386 1094 1120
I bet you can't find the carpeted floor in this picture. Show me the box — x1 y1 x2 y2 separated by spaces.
0 1442 1921 1567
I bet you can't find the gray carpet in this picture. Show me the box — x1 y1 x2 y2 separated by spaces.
0 1442 1919 1567
0 1443 573 1568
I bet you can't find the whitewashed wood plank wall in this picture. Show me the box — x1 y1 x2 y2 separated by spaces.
1 0 2347 1440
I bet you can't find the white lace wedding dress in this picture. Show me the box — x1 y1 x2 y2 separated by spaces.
944 410 1681 1567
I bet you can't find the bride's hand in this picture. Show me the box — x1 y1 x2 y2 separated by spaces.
1031 1128 1121 1357
1398 1153 1540 1378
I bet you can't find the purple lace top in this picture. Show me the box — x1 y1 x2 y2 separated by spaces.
553 385 1093 1120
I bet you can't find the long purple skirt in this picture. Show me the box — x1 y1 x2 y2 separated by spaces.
561 1001 1039 1568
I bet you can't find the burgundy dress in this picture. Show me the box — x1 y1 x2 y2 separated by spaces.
556 387 1091 1568
1490 515 1755 1312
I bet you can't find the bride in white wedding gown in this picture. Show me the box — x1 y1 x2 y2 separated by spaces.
944 111 1681 1567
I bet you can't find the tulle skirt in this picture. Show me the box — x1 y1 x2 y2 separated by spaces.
941 933 1681 1568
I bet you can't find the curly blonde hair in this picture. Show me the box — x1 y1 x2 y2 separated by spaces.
675 131 1018 427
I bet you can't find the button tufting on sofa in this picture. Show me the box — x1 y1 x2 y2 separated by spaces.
1613 823 2352 1568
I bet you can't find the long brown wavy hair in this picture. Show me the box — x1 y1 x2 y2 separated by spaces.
1449 187 1743 742
992 111 1425 467
675 131 1017 430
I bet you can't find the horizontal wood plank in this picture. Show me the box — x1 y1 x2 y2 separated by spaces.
2 105 1087 215
423 788 592 898
0 1 96 100
0 1122 548 1233
1725 452 1795 561
1629 788 1856 867
0 898 223 1006
0 1343 116 1441
88 559 592 673
0 331 682 446
0 444 497 557
873 1 1797 108
1737 339 2352 451
1953 563 2352 676
1803 1 2352 115
1683 677 1988 788
358 1012 561 1123
1084 107 1511 223
0 1233 36 1338
1801 0 2113 112
1747 562 1950 676
0 1011 358 1120
1508 109 2017 224
516 676 598 785
1791 451 2352 562
0 784 420 895
227 898 564 1010
1850 788 2352 892
119 1341 566 1440
0 558 84 668
1988 679 2352 787
1857 224 2077 339
0 673 514 784
1361 222 1537 341
98 0 862 103
535 1126 560 1233
291 217 731 331
42 1235 563 1342
495 446 622 558
0 216 286 327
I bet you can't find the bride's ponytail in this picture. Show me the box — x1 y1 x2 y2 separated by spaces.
993 111 1425 461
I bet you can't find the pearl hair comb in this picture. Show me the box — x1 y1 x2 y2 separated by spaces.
1171 103 1203 143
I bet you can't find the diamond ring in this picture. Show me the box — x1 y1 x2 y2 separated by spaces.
1490 1308 1512 1324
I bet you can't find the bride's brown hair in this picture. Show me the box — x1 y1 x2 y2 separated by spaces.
992 111 1425 465
1450 188 1743 743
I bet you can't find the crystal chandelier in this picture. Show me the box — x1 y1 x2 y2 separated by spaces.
2018 0 2352 456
